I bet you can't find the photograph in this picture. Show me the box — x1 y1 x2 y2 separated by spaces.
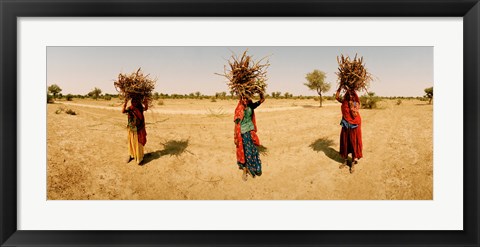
46 46 433 200
2 0 479 245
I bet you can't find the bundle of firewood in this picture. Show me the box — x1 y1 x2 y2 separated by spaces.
336 54 372 92
113 68 156 106
217 50 269 99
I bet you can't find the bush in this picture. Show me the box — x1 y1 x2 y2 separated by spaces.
55 107 64 114
104 95 112 101
65 109 77 115
157 100 164 106
396 99 402 105
360 92 381 109
47 93 54 103
66 94 73 101
211 98 217 102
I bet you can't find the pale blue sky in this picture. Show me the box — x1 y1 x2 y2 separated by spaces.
47 46 433 97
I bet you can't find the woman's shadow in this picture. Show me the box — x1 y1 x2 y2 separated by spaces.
309 137 344 163
142 139 191 165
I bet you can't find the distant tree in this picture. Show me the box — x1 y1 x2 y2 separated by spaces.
271 91 282 98
424 86 433 104
88 87 102 100
194 91 201 98
153 92 160 100
66 94 73 101
284 92 293 99
220 91 227 100
48 84 62 100
304 70 331 107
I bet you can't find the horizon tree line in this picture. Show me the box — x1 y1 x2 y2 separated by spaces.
47 83 433 105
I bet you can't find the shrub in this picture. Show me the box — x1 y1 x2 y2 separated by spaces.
47 93 54 104
104 95 112 101
157 100 164 106
360 92 381 109
55 107 64 114
396 99 402 105
211 98 217 102
65 109 77 115
66 94 73 101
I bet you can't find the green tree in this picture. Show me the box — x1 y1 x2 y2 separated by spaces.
48 84 62 100
271 92 282 98
88 87 102 100
66 94 74 101
153 92 160 100
304 70 331 107
424 86 433 104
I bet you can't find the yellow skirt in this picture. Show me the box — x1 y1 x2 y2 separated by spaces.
128 128 144 164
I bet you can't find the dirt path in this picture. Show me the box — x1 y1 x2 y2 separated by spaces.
48 99 433 200
60 101 338 114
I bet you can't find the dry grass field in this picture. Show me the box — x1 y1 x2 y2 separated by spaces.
47 98 433 200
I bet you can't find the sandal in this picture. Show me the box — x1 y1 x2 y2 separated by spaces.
350 164 355 174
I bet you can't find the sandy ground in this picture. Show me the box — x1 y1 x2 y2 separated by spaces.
47 98 433 200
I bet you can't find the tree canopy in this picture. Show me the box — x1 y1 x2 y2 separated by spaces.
48 84 62 99
304 70 331 107
424 86 433 104
88 87 102 100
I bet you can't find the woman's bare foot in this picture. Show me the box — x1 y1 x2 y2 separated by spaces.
242 168 248 181
353 158 358 164
350 164 356 174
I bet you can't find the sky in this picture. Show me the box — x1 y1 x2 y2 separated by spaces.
47 46 433 97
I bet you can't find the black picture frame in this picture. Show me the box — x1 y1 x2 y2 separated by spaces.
1 0 478 246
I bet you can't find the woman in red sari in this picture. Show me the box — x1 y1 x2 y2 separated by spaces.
122 97 148 165
335 87 363 173
234 93 265 181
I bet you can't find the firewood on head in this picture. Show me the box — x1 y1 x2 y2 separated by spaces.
113 67 156 107
336 54 373 93
216 49 269 99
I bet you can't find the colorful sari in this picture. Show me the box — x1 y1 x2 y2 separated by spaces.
234 100 262 177
338 91 363 160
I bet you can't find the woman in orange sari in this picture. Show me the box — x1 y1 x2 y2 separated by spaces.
234 93 265 181
122 97 148 165
335 87 363 173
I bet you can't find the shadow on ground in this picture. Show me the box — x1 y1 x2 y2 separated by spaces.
301 105 320 108
143 139 191 165
309 137 344 163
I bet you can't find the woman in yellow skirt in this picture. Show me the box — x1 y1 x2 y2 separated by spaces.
122 97 148 165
